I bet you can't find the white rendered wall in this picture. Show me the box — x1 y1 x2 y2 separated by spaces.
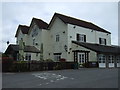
48 17 68 61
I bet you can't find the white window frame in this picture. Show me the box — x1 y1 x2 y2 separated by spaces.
25 53 31 61
33 39 35 45
99 38 106 45
116 56 120 63
98 54 106 63
77 34 86 42
56 34 60 42
109 55 114 63
54 54 61 61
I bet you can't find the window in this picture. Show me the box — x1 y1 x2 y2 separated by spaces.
54 53 61 61
36 53 38 57
76 34 86 42
99 38 106 45
33 39 35 45
116 56 120 63
25 54 31 61
98 54 106 63
109 55 114 63
56 34 60 42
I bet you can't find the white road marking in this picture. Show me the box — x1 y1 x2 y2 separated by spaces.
70 78 74 80
32 72 69 86
50 80 54 82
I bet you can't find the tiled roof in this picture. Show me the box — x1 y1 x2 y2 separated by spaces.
72 41 120 54
32 18 48 29
5 44 40 54
50 13 111 34
15 25 29 37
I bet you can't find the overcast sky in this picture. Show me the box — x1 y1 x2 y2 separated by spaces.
1 2 118 52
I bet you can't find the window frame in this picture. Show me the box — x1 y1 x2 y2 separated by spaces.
33 38 35 45
98 54 106 63
56 34 60 42
76 33 86 42
54 53 61 61
108 55 114 63
25 53 31 61
99 38 106 45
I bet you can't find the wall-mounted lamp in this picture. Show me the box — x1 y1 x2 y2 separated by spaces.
73 26 76 28
70 36 72 38
36 43 38 45
64 45 67 52
69 48 72 50
63 31 65 33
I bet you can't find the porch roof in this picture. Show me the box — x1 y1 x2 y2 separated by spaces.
72 41 120 54
5 44 41 54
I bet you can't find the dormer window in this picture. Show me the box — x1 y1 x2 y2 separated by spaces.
99 38 106 45
76 34 86 42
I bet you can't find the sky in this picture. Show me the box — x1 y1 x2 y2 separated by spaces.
1 1 118 53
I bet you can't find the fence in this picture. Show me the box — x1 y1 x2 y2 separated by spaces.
2 61 77 72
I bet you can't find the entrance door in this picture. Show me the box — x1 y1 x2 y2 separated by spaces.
78 53 85 67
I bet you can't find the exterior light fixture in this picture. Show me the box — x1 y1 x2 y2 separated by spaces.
73 26 76 28
64 45 67 52
63 31 65 33
91 30 93 32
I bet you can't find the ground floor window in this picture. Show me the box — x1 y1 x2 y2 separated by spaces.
25 53 31 61
108 55 114 63
116 56 120 63
98 54 106 63
54 53 61 61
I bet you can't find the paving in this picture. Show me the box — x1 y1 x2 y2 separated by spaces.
2 68 119 88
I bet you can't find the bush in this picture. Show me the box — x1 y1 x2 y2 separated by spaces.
45 59 54 62
54 63 62 70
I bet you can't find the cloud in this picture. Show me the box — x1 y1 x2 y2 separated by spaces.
1 2 118 52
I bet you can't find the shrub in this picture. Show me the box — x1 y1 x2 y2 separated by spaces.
45 59 54 62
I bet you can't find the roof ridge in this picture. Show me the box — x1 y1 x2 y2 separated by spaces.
32 17 48 24
54 13 111 34
55 12 92 24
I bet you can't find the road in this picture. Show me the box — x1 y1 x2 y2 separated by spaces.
2 68 119 88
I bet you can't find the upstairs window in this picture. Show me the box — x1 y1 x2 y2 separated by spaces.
33 39 35 45
56 34 60 42
76 34 86 42
99 38 106 45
